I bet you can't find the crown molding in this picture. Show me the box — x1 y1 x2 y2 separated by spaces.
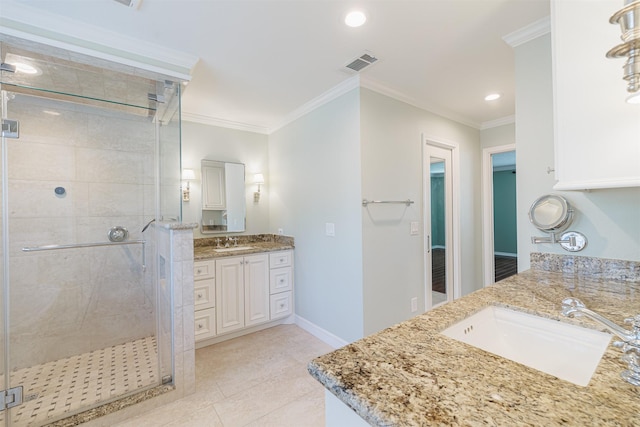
503 16 551 48
181 112 269 135
268 76 361 134
0 0 198 81
360 77 481 129
480 115 515 130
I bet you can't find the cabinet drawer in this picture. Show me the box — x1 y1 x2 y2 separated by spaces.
195 308 216 341
270 267 293 294
270 291 293 320
194 260 215 280
194 278 215 310
269 251 292 268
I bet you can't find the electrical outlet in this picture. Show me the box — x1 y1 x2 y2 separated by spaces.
411 297 418 312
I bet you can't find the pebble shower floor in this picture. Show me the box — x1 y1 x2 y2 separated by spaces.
1 336 158 426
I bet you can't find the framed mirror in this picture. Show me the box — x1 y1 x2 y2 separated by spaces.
528 194 573 232
200 159 246 234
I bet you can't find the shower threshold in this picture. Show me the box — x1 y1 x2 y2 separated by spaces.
3 336 159 426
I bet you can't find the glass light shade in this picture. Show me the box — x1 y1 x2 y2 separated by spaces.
254 173 265 184
182 168 196 180
626 91 640 104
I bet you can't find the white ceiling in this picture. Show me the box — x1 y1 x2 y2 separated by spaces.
8 0 550 132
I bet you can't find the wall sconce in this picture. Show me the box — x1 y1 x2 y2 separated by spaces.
253 173 265 203
182 168 195 202
607 0 640 103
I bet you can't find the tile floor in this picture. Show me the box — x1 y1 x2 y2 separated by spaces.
6 336 158 426
114 324 334 427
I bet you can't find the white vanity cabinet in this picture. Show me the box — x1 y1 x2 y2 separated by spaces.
215 253 270 335
194 260 216 342
269 250 293 319
196 249 295 347
551 0 640 190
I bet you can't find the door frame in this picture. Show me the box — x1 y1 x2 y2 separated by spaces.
422 134 461 311
481 143 516 287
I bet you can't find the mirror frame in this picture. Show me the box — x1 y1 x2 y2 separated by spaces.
528 194 573 233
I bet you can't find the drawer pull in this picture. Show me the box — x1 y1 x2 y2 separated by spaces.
197 269 202 274
279 279 285 284
197 293 203 299
279 258 284 262
197 323 203 329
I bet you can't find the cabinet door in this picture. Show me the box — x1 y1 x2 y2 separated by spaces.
244 254 270 327
552 0 640 189
216 257 245 334
202 163 226 210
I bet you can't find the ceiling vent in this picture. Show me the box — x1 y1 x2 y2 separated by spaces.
345 53 379 73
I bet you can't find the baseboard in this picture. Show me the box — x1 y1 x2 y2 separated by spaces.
494 252 517 258
295 315 349 349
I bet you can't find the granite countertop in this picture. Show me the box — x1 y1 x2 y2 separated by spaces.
194 234 294 260
308 268 640 426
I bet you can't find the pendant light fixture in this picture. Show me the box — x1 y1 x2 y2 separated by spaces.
606 0 640 103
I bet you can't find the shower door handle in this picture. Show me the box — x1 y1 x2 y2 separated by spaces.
427 235 430 253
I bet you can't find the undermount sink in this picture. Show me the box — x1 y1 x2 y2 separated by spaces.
441 305 612 386
213 246 254 253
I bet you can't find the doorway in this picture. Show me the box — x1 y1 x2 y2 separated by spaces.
482 145 518 286
423 138 460 310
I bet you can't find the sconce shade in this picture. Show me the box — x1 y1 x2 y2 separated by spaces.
182 169 196 180
254 173 265 184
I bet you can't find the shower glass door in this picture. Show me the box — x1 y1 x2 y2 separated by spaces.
0 39 179 426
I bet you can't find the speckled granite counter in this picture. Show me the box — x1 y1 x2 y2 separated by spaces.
309 254 640 426
194 234 294 260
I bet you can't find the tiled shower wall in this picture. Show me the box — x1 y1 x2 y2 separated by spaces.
7 93 157 370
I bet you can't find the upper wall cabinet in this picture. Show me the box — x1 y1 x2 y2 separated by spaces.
551 0 640 190
202 160 226 210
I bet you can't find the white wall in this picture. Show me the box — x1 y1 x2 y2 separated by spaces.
268 89 365 343
360 89 482 335
181 122 269 238
480 123 515 149
515 34 640 269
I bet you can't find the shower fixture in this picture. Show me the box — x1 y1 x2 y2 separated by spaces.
607 0 640 103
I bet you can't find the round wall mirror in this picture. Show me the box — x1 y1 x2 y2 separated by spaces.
528 194 573 233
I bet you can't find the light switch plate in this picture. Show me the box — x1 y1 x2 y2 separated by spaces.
325 222 335 237
410 221 420 236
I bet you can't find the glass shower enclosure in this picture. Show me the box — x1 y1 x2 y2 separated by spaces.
0 37 182 425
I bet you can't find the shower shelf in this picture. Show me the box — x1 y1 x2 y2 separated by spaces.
21 240 146 252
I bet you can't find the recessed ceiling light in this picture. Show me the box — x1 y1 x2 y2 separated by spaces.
484 93 501 101
345 11 367 27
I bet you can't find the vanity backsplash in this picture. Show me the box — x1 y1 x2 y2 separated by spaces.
194 233 294 248
531 252 640 283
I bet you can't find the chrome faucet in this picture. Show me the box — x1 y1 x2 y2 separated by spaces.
225 236 231 248
562 297 640 386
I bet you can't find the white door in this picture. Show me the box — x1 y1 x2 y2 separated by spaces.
216 257 245 334
481 145 517 286
424 143 454 310
244 254 270 327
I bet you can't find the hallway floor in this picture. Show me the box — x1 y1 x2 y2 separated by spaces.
114 325 333 427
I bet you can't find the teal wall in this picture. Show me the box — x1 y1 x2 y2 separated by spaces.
493 170 517 254
430 175 445 247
